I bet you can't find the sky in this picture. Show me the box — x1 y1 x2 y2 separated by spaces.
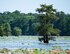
0 0 70 14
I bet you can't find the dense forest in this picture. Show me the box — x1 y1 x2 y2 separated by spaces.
0 5 70 36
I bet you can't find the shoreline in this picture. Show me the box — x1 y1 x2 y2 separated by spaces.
0 48 70 54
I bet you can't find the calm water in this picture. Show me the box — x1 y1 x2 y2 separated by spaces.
0 36 70 50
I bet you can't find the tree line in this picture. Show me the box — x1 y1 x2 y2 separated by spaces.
0 4 70 36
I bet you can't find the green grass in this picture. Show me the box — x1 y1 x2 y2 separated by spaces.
0 48 69 54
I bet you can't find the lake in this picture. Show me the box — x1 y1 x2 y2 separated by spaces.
0 36 70 50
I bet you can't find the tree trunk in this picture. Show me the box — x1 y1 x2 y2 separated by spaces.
43 36 49 43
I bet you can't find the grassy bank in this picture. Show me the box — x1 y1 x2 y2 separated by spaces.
0 48 69 54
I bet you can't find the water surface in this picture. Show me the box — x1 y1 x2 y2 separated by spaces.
0 36 70 50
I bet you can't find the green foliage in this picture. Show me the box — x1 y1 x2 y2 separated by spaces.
0 6 70 36
13 27 22 36
0 25 4 36
36 4 60 36
54 11 70 36
0 23 11 36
